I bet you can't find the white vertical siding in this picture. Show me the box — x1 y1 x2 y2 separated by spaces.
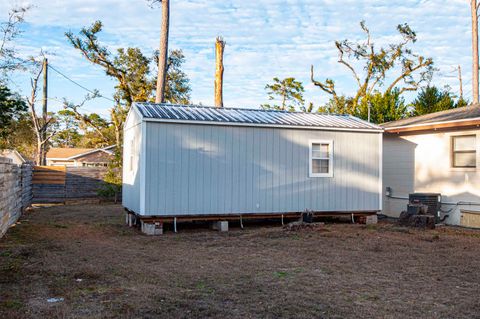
140 122 381 216
122 108 143 213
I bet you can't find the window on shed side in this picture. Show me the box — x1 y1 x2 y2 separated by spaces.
309 140 333 177
452 135 476 168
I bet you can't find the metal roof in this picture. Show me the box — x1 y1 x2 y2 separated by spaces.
382 105 480 129
134 103 382 132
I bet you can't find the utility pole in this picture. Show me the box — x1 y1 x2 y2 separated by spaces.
41 58 48 165
214 36 225 108
471 0 479 104
458 65 464 100
155 0 170 104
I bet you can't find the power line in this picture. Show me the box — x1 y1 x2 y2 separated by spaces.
47 64 115 103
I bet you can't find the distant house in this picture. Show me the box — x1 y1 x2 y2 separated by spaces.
46 146 115 167
382 105 480 228
123 103 383 234
1 149 28 165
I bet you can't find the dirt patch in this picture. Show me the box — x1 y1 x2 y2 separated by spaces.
1 204 480 318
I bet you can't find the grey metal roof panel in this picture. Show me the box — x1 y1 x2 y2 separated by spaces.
134 103 382 131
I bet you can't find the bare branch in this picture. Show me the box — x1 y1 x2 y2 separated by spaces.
0 5 31 74
385 57 433 93
27 66 42 134
62 93 110 143
336 42 362 88
40 130 57 146
310 65 337 97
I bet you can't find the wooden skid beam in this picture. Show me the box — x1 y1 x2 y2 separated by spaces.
137 211 378 224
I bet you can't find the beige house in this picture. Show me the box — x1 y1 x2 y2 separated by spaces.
46 146 115 167
382 106 480 227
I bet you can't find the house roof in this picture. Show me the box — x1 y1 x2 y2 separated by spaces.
47 148 94 159
1 149 27 164
47 146 115 160
382 105 480 133
133 103 382 132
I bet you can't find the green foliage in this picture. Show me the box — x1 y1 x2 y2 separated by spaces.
0 85 34 158
456 96 469 108
98 146 122 202
262 77 305 111
0 85 27 139
66 21 191 108
53 108 114 148
317 90 408 124
410 86 458 116
0 112 35 159
114 47 154 105
357 89 408 124
163 49 191 104
317 96 354 115
51 110 81 147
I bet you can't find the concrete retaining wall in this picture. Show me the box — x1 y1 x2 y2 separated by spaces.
0 157 32 238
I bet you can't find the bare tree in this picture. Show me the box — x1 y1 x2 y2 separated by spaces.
27 61 56 165
0 5 30 77
472 0 479 104
154 0 170 103
214 36 225 107
311 21 434 112
62 92 111 144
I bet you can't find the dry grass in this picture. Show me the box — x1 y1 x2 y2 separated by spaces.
1 204 480 318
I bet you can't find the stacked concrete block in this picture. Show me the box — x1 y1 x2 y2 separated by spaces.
140 220 163 235
211 221 229 232
0 157 32 238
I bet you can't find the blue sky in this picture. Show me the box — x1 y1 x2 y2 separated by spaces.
2 0 473 117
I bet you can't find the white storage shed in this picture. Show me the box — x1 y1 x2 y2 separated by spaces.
122 103 383 231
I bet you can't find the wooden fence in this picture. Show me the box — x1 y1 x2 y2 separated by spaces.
32 166 66 203
32 166 109 204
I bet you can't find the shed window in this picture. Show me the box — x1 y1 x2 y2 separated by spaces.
452 135 476 168
309 140 333 177
129 139 135 172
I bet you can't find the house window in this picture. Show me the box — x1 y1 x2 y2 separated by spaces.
309 140 333 177
452 135 476 168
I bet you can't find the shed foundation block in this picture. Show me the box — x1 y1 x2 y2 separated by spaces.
141 221 163 235
365 215 378 225
211 221 229 232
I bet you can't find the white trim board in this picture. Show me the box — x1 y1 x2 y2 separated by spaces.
308 139 334 178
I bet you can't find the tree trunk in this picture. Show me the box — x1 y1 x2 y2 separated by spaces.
35 136 43 166
214 37 225 108
155 0 170 104
472 0 479 104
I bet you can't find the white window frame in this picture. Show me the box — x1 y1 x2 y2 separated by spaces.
309 139 333 178
129 139 135 172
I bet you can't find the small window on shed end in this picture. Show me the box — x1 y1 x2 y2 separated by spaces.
452 135 476 168
129 139 135 172
309 140 333 177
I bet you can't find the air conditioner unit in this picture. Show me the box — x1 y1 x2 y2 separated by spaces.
409 193 441 223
